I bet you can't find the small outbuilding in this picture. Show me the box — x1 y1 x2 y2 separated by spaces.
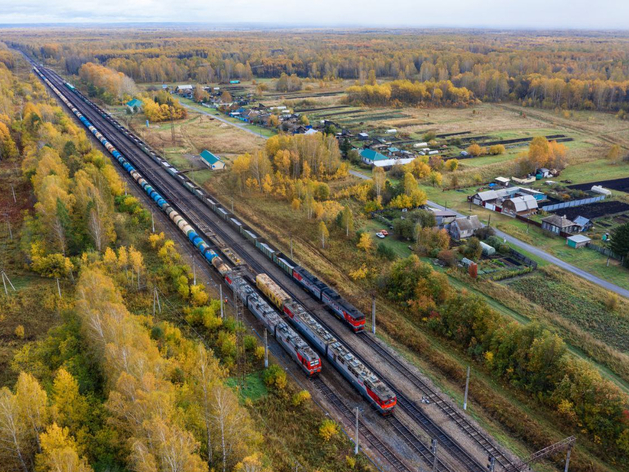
200 150 225 170
126 98 143 113
480 241 496 256
495 177 510 187
566 234 591 249
591 185 612 197
573 216 592 232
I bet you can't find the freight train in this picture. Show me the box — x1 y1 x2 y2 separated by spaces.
33 66 321 378
256 273 396 415
42 67 366 333
35 66 395 414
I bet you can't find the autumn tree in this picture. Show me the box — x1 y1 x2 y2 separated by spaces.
319 221 329 249
357 233 373 253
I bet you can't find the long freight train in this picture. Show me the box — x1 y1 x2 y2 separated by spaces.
33 66 321 378
35 66 396 414
256 273 396 414
42 69 366 333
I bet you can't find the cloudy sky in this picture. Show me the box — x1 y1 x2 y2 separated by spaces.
0 0 627 30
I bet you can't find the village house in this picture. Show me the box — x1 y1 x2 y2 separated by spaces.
175 84 194 96
449 215 483 240
430 209 458 228
200 150 225 170
359 148 415 168
541 214 580 235
501 195 539 217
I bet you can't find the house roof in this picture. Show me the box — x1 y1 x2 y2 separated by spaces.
573 216 590 227
126 98 143 108
542 214 575 228
475 190 499 201
200 150 222 165
505 195 538 212
176 84 193 90
360 148 388 162
567 235 591 244
454 215 482 232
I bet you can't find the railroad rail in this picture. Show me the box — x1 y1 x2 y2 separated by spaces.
311 377 412 472
361 334 516 471
34 62 506 472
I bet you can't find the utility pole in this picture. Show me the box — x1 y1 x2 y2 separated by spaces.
153 287 161 316
264 329 268 369
354 407 360 455
11 185 16 204
564 444 573 472
1 271 16 295
431 439 438 472
151 211 155 233
56 277 62 298
371 295 376 335
463 366 471 411
192 257 197 285
219 285 224 318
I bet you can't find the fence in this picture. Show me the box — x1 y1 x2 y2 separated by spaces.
540 195 605 212
587 242 624 262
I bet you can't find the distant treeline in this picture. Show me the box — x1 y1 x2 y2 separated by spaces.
6 29 629 110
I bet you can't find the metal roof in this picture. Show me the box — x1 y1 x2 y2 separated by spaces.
200 149 222 165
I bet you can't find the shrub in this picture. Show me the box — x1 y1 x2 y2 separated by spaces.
437 249 457 267
244 335 258 352
605 292 619 311
292 390 311 406
254 346 266 361
14 325 25 339
319 419 339 442
263 364 287 390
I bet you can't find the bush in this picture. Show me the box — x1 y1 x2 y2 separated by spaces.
263 364 287 390
437 249 457 267
292 390 311 406
244 335 258 352
475 226 495 241
14 325 25 339
377 242 396 260
254 346 266 361
461 237 482 260
319 419 339 442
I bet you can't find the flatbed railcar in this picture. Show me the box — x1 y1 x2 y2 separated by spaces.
46 65 366 333
256 273 396 415
34 66 320 378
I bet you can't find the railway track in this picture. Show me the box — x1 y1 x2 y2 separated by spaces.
35 63 507 472
361 334 515 471
311 377 412 472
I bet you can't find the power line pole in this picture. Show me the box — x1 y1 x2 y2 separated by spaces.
56 277 62 298
11 185 16 204
1 271 16 295
151 211 155 233
219 285 224 318
371 295 376 335
354 407 359 455
463 366 471 411
192 257 196 285
264 328 268 369
431 439 438 472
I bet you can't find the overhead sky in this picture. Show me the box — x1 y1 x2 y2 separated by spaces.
0 0 627 30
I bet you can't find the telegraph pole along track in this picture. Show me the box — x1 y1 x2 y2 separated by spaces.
33 60 520 472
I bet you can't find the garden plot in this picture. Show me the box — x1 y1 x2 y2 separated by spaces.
569 177 629 193
550 200 629 221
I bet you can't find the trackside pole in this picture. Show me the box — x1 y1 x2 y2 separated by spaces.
354 407 359 455
264 329 268 369
220 285 224 318
463 366 471 411
431 439 438 472
371 295 376 334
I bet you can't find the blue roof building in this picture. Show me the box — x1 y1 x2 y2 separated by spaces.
126 98 143 112
200 150 225 170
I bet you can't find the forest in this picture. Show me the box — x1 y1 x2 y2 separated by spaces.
4 29 629 111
